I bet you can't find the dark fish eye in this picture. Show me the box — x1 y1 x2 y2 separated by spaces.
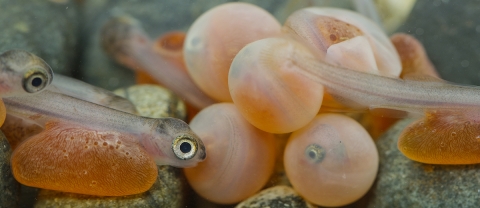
23 70 48 93
172 135 198 160
180 142 192 153
31 77 43 87
305 144 326 163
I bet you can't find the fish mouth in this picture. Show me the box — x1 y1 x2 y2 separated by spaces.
199 145 207 160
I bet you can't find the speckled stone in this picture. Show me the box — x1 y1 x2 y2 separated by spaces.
236 186 316 208
34 84 188 208
0 0 79 76
0 130 19 208
366 118 480 207
114 84 186 121
396 0 480 85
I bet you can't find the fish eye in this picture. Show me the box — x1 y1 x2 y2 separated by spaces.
23 69 49 93
305 144 326 164
172 134 198 160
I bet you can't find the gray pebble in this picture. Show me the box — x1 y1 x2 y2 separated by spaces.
0 131 20 208
114 84 186 120
236 186 316 208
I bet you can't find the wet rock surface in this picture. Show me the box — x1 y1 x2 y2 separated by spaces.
397 0 480 85
0 131 19 208
367 118 480 207
34 85 188 208
0 0 79 76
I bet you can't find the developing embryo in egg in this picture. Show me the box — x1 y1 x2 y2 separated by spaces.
284 113 378 207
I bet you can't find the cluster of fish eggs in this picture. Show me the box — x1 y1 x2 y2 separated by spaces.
174 2 398 206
